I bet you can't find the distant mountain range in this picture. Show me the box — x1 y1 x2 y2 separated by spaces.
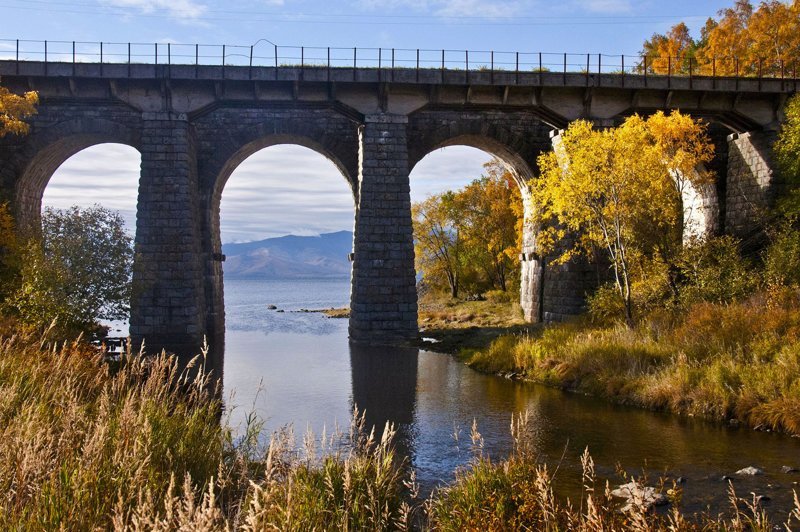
222 230 353 279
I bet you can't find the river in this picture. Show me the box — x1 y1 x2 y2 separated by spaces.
222 278 800 519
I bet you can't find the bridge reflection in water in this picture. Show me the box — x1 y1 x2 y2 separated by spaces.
349 344 419 464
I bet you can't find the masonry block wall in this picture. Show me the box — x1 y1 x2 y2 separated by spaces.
192 105 362 358
350 114 419 343
725 130 782 238
130 112 208 361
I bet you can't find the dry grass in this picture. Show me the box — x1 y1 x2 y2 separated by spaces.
3 322 799 529
419 292 527 330
465 288 800 436
0 325 410 531
428 412 800 531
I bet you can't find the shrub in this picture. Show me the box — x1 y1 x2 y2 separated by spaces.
677 236 756 306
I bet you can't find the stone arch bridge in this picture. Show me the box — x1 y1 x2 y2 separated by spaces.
0 59 793 369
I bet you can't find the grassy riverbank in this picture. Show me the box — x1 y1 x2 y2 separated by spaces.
463 288 800 437
3 324 799 529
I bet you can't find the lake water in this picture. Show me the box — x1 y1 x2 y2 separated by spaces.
222 278 800 519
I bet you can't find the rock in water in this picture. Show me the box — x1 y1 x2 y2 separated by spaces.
735 466 764 476
611 481 669 511
781 466 799 474
267 304 278 310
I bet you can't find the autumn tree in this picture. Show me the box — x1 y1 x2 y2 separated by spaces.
413 160 523 299
6 205 133 335
454 161 522 292
642 1 800 77
641 22 696 74
413 192 465 298
0 82 36 300
0 82 38 137
533 112 715 325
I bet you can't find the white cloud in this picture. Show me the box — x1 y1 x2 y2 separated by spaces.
42 143 495 245
43 144 140 234
410 146 493 202
101 0 208 21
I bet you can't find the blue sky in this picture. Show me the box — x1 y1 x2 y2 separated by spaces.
21 0 737 242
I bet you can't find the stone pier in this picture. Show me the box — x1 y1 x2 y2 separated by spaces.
0 59 791 366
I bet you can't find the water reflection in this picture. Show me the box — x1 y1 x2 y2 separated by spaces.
221 279 800 519
349 344 418 463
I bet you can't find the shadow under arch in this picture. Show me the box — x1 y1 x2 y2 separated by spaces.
12 118 142 232
202 136 358 375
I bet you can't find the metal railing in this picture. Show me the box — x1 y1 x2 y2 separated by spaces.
1 38 798 83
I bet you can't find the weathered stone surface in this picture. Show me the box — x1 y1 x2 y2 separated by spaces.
726 131 783 239
350 114 418 343
0 63 790 368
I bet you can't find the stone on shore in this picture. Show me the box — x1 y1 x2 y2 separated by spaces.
611 481 669 511
735 466 764 476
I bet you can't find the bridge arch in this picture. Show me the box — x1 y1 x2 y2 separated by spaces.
200 129 359 359
11 118 141 232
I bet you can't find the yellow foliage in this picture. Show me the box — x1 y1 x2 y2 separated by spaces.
0 84 38 137
646 1 800 77
533 111 714 324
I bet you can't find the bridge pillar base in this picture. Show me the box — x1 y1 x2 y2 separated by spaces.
349 114 418 345
130 112 208 365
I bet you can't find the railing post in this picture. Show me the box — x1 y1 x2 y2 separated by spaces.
416 48 419 83
515 51 519 85
249 45 253 79
391 48 395 82
44 40 47 76
758 57 762 91
378 47 381 82
667 55 671 88
781 59 785 91
167 43 171 78
712 56 716 89
585 53 589 86
274 44 278 70
689 56 692 89
441 49 445 83
100 41 104 76
72 40 75 64
195 44 199 79
465 49 469 84
597 54 601 86
222 44 225 77
621 54 625 87
735 57 739 90
15 39 18 75
644 55 648 87
353 47 357 81
563 52 566 85
127 42 131 77
154 42 157 66
327 47 330 81
539 51 542 85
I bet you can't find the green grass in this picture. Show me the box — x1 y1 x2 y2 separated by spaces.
464 288 800 436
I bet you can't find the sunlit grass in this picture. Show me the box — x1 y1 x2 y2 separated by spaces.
465 288 800 436
2 322 799 529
